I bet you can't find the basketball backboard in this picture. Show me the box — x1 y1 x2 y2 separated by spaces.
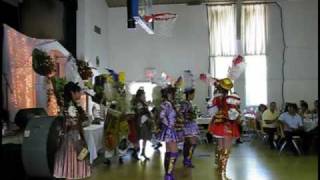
127 0 154 34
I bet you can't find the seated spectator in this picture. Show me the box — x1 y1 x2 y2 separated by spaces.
299 100 306 111
311 100 318 114
278 103 306 153
303 100 318 154
299 101 311 118
262 102 279 149
256 104 267 131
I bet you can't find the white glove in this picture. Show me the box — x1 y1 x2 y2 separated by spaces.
228 108 240 120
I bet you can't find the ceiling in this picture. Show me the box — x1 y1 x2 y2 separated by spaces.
105 0 234 7
105 0 278 7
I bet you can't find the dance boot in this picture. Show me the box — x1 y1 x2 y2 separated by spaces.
141 148 150 160
183 144 196 168
164 152 179 180
218 149 231 180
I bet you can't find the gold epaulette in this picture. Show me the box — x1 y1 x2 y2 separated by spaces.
214 118 224 123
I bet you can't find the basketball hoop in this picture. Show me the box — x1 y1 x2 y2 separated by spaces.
144 12 177 37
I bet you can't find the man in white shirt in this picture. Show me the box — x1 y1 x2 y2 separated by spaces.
262 102 280 149
279 104 303 132
279 103 306 153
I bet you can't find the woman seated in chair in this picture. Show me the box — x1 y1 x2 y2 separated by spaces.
255 104 267 132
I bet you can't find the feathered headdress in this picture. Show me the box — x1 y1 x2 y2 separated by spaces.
227 55 246 80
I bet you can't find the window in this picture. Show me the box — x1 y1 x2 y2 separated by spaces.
207 5 236 57
210 56 234 94
128 82 157 102
245 55 267 106
242 5 267 106
208 4 267 106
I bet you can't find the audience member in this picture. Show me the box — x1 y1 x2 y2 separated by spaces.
262 102 279 149
282 102 291 113
303 100 319 153
256 104 267 131
299 101 311 117
299 100 306 110
311 100 318 114
278 103 306 154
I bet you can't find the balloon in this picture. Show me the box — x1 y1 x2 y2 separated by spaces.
199 73 207 81
183 70 194 90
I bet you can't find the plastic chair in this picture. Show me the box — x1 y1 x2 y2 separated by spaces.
241 117 257 142
197 126 209 144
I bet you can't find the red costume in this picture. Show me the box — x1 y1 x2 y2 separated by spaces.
208 79 241 138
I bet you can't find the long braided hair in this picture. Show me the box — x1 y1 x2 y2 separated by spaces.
63 82 87 129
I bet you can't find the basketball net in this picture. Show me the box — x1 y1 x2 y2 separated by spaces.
145 13 177 37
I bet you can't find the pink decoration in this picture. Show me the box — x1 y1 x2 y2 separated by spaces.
144 68 156 80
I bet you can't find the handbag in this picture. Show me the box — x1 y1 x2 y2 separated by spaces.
75 138 89 161
77 146 89 161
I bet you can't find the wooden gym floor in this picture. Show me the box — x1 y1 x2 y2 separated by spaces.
88 139 318 180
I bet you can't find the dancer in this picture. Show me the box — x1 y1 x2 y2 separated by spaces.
132 88 153 160
103 101 129 165
53 82 91 180
180 88 200 168
208 78 241 180
103 76 130 165
150 85 163 150
157 85 179 180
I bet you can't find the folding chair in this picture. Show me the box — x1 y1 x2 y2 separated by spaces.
260 127 278 149
278 123 303 155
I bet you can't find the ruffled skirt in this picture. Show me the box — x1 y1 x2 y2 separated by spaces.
156 125 178 142
53 130 91 179
183 121 200 137
208 121 240 138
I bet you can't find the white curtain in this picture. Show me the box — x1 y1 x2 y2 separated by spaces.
241 4 266 55
207 5 237 57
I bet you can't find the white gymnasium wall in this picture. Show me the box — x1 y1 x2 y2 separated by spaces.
267 0 318 108
77 0 318 112
77 1 211 112
77 0 110 114
77 0 109 65
105 4 210 112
